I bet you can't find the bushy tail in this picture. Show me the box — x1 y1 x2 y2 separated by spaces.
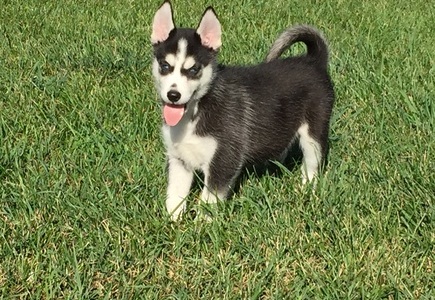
265 25 329 68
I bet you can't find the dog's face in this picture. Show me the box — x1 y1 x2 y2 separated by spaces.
151 1 222 126
152 31 214 107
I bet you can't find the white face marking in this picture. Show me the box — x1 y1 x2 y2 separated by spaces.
152 38 215 106
183 56 195 69
165 54 176 66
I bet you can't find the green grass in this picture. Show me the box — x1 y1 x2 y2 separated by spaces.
1 0 434 298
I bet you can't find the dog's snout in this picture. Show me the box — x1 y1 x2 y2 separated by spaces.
167 90 181 103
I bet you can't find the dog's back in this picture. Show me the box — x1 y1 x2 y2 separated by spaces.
196 52 334 163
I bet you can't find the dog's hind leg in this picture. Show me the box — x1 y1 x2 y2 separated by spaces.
298 123 323 184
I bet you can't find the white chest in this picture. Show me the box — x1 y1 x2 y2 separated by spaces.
162 121 217 171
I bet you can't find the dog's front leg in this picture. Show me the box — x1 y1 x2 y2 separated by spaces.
198 172 228 221
200 182 227 204
200 154 241 205
166 157 193 221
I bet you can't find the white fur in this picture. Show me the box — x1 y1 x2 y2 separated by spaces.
200 188 225 205
298 123 322 184
166 157 194 220
163 119 217 170
183 57 196 69
163 116 218 220
165 54 176 66
152 33 218 220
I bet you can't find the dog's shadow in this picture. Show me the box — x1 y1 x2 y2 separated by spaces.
235 143 304 194
191 142 304 199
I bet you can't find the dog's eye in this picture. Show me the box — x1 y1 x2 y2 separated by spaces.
187 66 200 76
159 61 171 74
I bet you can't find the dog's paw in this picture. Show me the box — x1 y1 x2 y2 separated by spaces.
200 188 223 204
169 209 184 222
301 171 318 190
195 209 213 222
166 199 186 222
301 165 318 186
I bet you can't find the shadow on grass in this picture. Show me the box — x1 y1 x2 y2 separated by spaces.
185 142 305 218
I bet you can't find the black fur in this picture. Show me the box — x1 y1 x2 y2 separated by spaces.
195 58 334 195
153 28 218 68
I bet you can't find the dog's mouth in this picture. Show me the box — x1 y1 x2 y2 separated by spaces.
163 103 186 126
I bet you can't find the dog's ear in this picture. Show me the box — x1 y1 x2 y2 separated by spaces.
196 7 221 50
151 1 175 44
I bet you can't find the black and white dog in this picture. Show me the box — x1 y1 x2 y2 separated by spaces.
151 1 334 220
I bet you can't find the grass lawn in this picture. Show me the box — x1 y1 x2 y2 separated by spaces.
0 0 434 298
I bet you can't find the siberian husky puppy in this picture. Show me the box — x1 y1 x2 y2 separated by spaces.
151 1 335 220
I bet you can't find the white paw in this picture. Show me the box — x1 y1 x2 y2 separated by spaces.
301 171 318 190
200 188 221 204
195 209 213 222
166 198 186 222
301 165 317 185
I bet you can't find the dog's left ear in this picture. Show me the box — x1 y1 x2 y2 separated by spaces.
151 1 175 44
196 7 222 50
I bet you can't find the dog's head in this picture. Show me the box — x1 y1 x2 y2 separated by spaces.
151 1 221 126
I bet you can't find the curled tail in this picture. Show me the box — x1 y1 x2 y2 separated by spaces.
265 25 329 68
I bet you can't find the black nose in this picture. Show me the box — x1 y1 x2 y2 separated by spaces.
167 90 181 103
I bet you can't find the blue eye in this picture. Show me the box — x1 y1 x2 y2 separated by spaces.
188 66 200 76
159 61 171 73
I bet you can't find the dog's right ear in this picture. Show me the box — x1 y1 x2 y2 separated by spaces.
151 1 175 44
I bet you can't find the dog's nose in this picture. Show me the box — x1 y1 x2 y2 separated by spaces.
167 90 181 103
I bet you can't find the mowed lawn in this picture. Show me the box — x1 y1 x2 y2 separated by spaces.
0 0 434 298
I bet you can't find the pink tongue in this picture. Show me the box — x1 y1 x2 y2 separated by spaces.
163 104 185 126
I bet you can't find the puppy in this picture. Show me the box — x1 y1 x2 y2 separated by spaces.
151 1 335 220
